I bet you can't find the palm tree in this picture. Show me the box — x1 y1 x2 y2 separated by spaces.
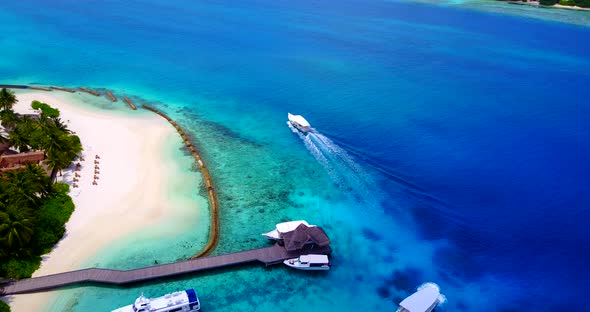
0 88 17 112
52 117 70 134
8 125 31 152
0 176 9 204
43 155 62 182
1 165 51 209
21 164 52 198
0 108 19 129
45 134 82 181
3 169 44 206
0 207 34 252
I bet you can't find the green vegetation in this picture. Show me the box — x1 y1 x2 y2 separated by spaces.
0 300 10 312
539 0 590 7
0 179 75 279
1 90 82 181
0 88 79 280
0 89 17 112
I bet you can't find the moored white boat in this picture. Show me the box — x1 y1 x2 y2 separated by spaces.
397 283 445 312
262 220 315 240
111 289 200 312
288 113 311 132
283 254 330 271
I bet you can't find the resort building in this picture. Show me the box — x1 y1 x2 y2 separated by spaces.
282 223 331 252
0 151 46 172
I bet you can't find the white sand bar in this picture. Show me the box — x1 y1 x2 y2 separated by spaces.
4 91 204 311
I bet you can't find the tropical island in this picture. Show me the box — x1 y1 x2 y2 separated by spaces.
0 88 205 312
0 88 82 312
500 0 590 10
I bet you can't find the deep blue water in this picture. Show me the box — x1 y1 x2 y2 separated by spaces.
2 0 590 311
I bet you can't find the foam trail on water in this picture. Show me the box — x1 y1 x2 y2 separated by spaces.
288 122 379 206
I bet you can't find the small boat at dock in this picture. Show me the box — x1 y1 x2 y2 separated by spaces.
288 113 311 132
262 220 315 240
284 254 330 271
111 289 200 312
397 283 445 312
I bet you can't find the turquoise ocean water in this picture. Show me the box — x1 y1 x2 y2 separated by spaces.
2 0 590 311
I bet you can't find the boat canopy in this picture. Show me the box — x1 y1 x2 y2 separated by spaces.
288 113 311 128
299 254 329 264
399 284 440 312
185 289 198 303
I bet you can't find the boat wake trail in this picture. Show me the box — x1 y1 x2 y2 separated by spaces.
288 122 379 206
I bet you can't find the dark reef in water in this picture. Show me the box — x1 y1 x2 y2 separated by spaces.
376 285 390 298
179 108 263 148
362 227 383 242
390 268 423 291
376 267 424 300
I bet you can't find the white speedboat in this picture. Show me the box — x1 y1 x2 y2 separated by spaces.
112 289 200 312
288 113 311 132
262 220 315 240
397 283 445 312
284 254 330 271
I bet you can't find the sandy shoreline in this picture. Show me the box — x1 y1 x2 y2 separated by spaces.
3 91 202 311
505 1 590 11
552 3 590 11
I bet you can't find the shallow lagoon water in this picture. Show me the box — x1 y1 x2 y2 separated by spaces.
2 0 590 311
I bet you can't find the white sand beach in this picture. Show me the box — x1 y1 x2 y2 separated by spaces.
4 91 202 311
553 3 590 11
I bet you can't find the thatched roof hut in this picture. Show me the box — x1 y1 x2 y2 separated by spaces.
307 226 331 247
282 224 331 252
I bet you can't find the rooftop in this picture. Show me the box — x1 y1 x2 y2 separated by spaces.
282 224 331 251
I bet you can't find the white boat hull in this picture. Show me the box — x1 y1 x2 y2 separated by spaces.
283 262 330 271
288 113 311 133
283 254 331 271
112 289 200 312
290 122 310 133
397 283 445 312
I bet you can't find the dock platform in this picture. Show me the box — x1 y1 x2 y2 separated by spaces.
0 243 331 295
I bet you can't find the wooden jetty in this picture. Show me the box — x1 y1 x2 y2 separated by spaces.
50 86 76 93
105 91 117 102
0 243 331 295
79 87 100 96
142 105 219 258
123 97 137 110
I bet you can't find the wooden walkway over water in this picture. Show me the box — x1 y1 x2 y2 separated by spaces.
0 244 331 295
